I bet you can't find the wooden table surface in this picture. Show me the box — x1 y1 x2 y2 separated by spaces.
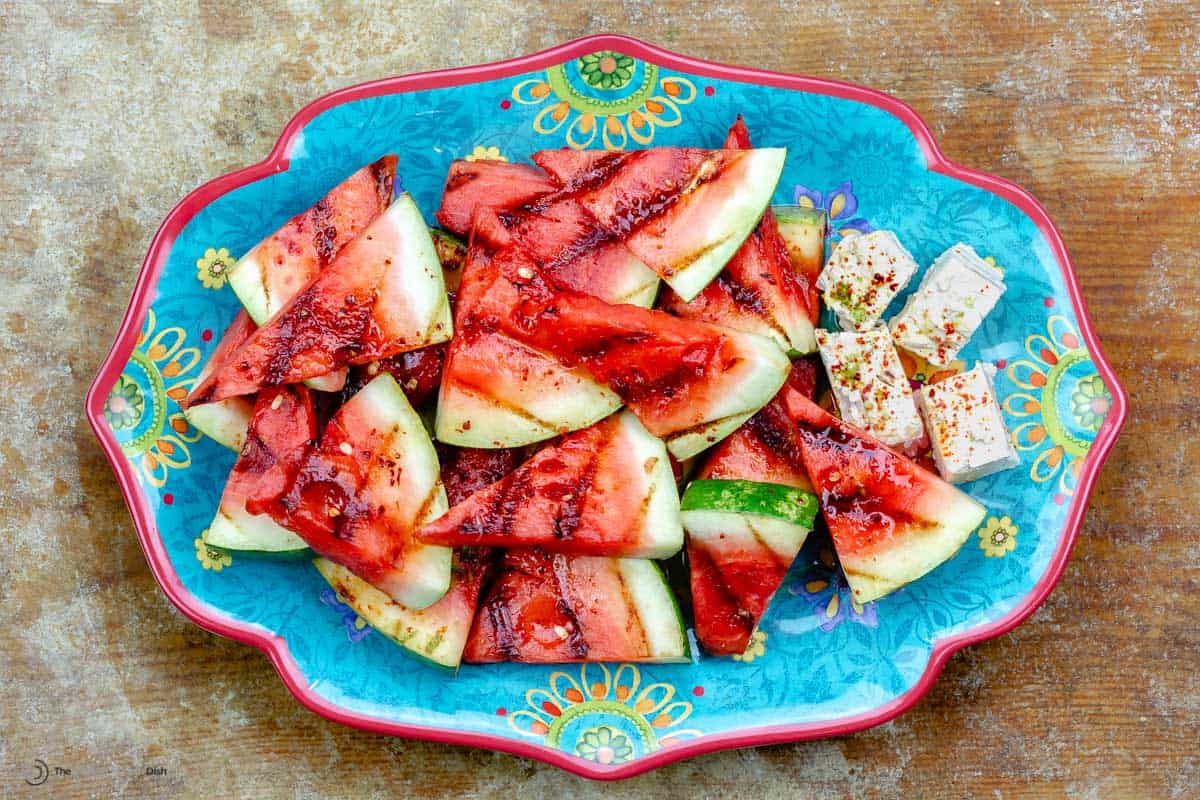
2 1 1196 797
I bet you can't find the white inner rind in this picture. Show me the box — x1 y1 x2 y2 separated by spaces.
617 559 690 662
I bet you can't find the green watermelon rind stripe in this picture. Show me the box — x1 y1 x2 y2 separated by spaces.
680 479 818 529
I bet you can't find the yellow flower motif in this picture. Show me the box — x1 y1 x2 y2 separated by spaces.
195 535 232 571
507 663 702 759
732 630 767 663
196 247 234 290
979 515 1018 558
1003 315 1098 499
511 54 698 151
111 310 203 488
465 145 507 163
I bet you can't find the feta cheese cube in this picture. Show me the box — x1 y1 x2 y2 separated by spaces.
816 230 919 331
889 243 1006 367
815 325 925 448
917 363 1019 484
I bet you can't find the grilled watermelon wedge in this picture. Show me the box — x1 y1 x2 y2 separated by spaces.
315 547 493 670
257 374 453 609
189 194 452 404
527 145 787 301
682 362 820 655
772 204 826 326
229 155 397 326
497 259 789 459
437 158 659 307
228 155 397 393
660 119 821 355
201 385 315 558
464 549 689 663
183 310 257 451
419 411 682 558
434 216 621 448
783 389 987 604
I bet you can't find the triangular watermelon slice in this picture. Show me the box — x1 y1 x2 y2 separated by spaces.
434 221 621 449
202 384 315 557
182 310 258 451
782 389 987 604
418 411 682 558
486 250 789 460
255 374 453 609
464 549 689 663
227 155 397 393
525 145 787 301
682 362 820 655
229 155 397 325
189 194 452 404
315 548 493 670
660 118 821 355
437 158 659 307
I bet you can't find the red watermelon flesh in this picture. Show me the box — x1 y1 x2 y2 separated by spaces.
464 550 682 663
239 155 397 320
417 411 680 558
659 118 818 352
435 159 559 236
231 385 317 515
189 196 452 404
184 310 257 408
782 389 987 604
686 539 757 655
500 273 761 438
436 444 522 505
256 376 450 608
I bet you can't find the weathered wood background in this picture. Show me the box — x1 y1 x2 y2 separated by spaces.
1 1 1196 797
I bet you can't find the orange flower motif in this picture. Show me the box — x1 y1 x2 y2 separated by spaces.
507 664 702 763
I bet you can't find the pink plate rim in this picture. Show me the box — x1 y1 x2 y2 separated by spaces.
85 33 1128 780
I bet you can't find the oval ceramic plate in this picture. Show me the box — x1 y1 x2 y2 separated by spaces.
87 35 1126 779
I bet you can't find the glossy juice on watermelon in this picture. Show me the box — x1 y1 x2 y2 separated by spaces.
683 361 820 655
783 389 987 604
418 411 682 559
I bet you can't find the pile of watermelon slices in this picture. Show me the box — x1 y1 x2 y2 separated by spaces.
183 118 988 669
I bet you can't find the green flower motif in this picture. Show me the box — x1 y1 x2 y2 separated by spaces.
105 375 144 430
574 725 634 765
1070 374 1110 432
578 51 635 90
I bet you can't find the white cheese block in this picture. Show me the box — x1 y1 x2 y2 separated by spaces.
815 326 925 448
889 243 1006 367
917 363 1019 483
816 230 919 331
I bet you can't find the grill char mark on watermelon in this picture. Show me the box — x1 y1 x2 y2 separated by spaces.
685 361 819 656
192 196 452 404
465 549 655 663
235 385 318 512
247 155 397 320
658 118 816 350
